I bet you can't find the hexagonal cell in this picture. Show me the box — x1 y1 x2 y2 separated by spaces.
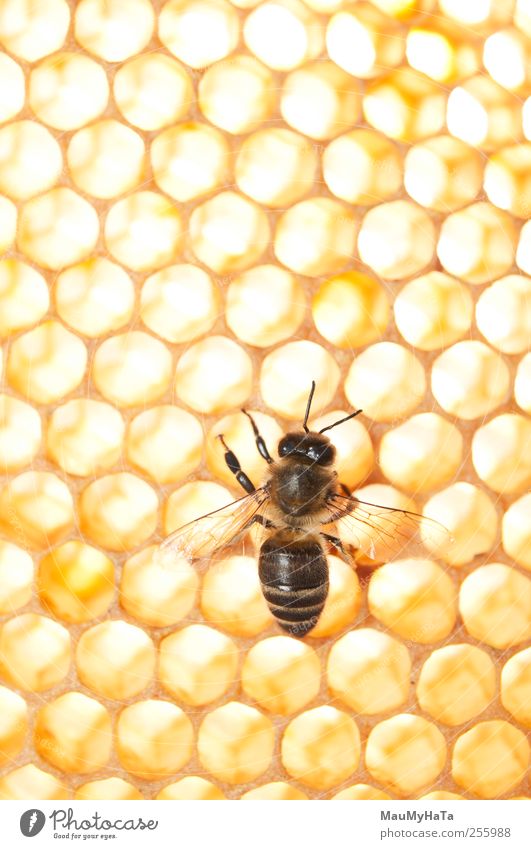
46 399 124 477
345 342 425 422
35 692 112 773
152 123 229 203
199 55 275 134
406 23 479 83
0 540 33 613
198 702 274 784
515 353 531 414
452 721 529 798
74 777 143 801
0 196 16 254
113 53 193 131
447 76 522 150
0 0 70 62
502 493 531 570
159 0 239 69
53 258 134 338
0 764 69 801
417 644 496 725
67 120 145 199
0 471 74 550
241 636 320 714
358 200 435 279
236 129 316 207
201 554 273 637
281 62 360 140
159 624 238 706
164 480 233 535
76 620 155 700
260 341 340 420
431 340 509 420
29 53 108 130
0 55 25 123
366 714 447 796
331 785 392 800
127 406 203 485
368 559 457 643
175 336 253 415
120 544 198 628
379 413 463 493
7 321 87 404
92 331 172 408
422 482 498 567
105 191 182 271
459 563 531 649
116 700 194 780
476 274 531 354
190 192 269 274
79 473 158 551
327 629 411 714
0 121 62 200
437 202 517 285
0 614 71 692
404 136 483 211
0 260 49 338
156 777 226 800
312 271 389 350
472 414 531 494
244 0 322 71
501 647 531 727
363 67 446 142
241 782 308 800
308 555 362 637
39 541 115 624
275 197 357 277
327 3 403 79
281 706 360 790
0 686 27 767
140 264 219 344
18 189 99 270
0 394 41 472
393 271 473 351
324 129 402 207
74 0 154 61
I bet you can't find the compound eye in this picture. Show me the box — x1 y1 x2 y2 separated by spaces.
319 444 335 465
278 435 296 457
307 442 335 465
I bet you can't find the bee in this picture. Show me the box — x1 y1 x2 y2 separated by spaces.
157 382 448 637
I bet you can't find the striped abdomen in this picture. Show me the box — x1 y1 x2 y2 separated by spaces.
258 530 329 637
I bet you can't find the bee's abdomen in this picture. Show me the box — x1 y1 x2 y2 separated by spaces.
258 532 328 637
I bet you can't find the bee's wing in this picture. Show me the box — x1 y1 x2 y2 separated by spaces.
326 492 451 563
155 487 270 566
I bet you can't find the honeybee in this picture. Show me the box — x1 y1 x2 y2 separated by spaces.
157 382 448 637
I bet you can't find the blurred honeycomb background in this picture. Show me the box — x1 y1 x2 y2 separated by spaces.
0 0 530 802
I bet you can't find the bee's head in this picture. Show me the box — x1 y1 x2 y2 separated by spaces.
277 380 363 466
278 431 335 466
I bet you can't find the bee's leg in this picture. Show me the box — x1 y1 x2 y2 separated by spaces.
339 483 352 497
248 514 276 529
241 409 274 464
321 532 354 566
218 435 256 494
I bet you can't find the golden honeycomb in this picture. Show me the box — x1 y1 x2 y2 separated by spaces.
0 0 530 803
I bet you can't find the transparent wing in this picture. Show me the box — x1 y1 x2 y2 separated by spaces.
326 492 451 563
155 487 270 567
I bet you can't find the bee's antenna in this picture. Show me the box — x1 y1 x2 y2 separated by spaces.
302 381 316 433
319 408 363 434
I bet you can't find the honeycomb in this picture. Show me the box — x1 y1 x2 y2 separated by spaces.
0 0 530 802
